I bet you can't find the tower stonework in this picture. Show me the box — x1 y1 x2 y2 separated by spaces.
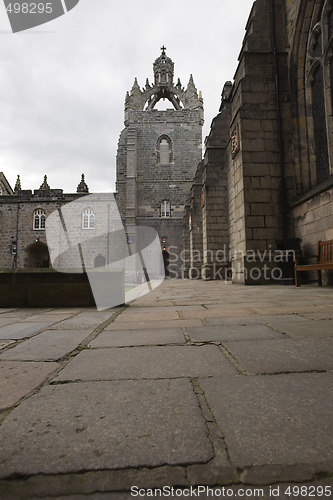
116 49 204 277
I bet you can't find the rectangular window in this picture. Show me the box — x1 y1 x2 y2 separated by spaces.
161 201 171 218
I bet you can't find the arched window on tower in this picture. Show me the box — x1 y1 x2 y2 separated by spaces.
82 208 95 229
312 65 330 183
33 209 46 230
329 7 333 36
160 139 170 164
306 0 333 186
157 136 172 165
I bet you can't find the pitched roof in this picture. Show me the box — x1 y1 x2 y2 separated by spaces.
0 172 14 195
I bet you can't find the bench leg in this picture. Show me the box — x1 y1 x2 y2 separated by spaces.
317 270 322 286
295 268 300 287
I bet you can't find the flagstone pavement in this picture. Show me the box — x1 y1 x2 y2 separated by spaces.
0 279 332 499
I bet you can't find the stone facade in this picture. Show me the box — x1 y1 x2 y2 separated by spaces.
185 0 333 285
0 173 93 269
116 49 204 277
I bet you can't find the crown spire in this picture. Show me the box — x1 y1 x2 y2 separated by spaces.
153 47 174 87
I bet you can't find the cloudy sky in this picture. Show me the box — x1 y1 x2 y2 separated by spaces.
0 0 254 193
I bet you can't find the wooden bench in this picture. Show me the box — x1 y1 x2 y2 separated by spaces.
294 239 333 287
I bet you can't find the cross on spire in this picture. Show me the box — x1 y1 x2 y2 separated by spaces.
161 45 166 55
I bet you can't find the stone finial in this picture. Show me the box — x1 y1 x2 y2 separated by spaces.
39 175 50 191
125 77 145 112
131 78 140 93
186 74 197 92
14 175 21 193
77 173 89 194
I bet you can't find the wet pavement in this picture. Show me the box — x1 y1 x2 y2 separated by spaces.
0 280 332 499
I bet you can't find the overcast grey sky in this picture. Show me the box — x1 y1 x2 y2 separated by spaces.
0 0 254 193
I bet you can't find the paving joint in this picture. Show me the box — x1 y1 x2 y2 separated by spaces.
217 344 250 375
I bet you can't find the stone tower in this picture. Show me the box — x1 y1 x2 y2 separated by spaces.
116 48 204 277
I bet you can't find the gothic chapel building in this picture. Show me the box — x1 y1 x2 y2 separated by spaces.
185 0 333 284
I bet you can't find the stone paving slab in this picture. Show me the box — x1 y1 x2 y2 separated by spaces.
126 305 205 312
90 328 185 347
0 318 19 328
54 345 237 381
223 337 333 374
0 322 54 340
270 319 333 337
50 311 116 330
128 299 175 307
21 313 75 323
0 309 52 318
43 309 83 314
205 314 311 326
249 304 331 315
203 302 276 309
0 361 58 410
180 308 257 319
0 379 213 477
200 372 333 468
187 324 284 342
114 310 180 322
0 329 91 361
105 319 203 331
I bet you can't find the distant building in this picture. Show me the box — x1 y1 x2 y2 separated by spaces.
115 48 204 277
0 173 89 269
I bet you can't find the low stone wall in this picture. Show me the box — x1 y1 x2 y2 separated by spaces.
0 269 125 308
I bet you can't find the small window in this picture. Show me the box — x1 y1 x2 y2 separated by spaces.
82 208 95 229
161 201 171 218
33 209 46 230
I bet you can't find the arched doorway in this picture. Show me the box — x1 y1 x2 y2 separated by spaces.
94 255 106 268
24 241 50 268
162 249 169 277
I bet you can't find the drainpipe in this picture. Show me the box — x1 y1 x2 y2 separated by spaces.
270 0 288 239
13 199 20 269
